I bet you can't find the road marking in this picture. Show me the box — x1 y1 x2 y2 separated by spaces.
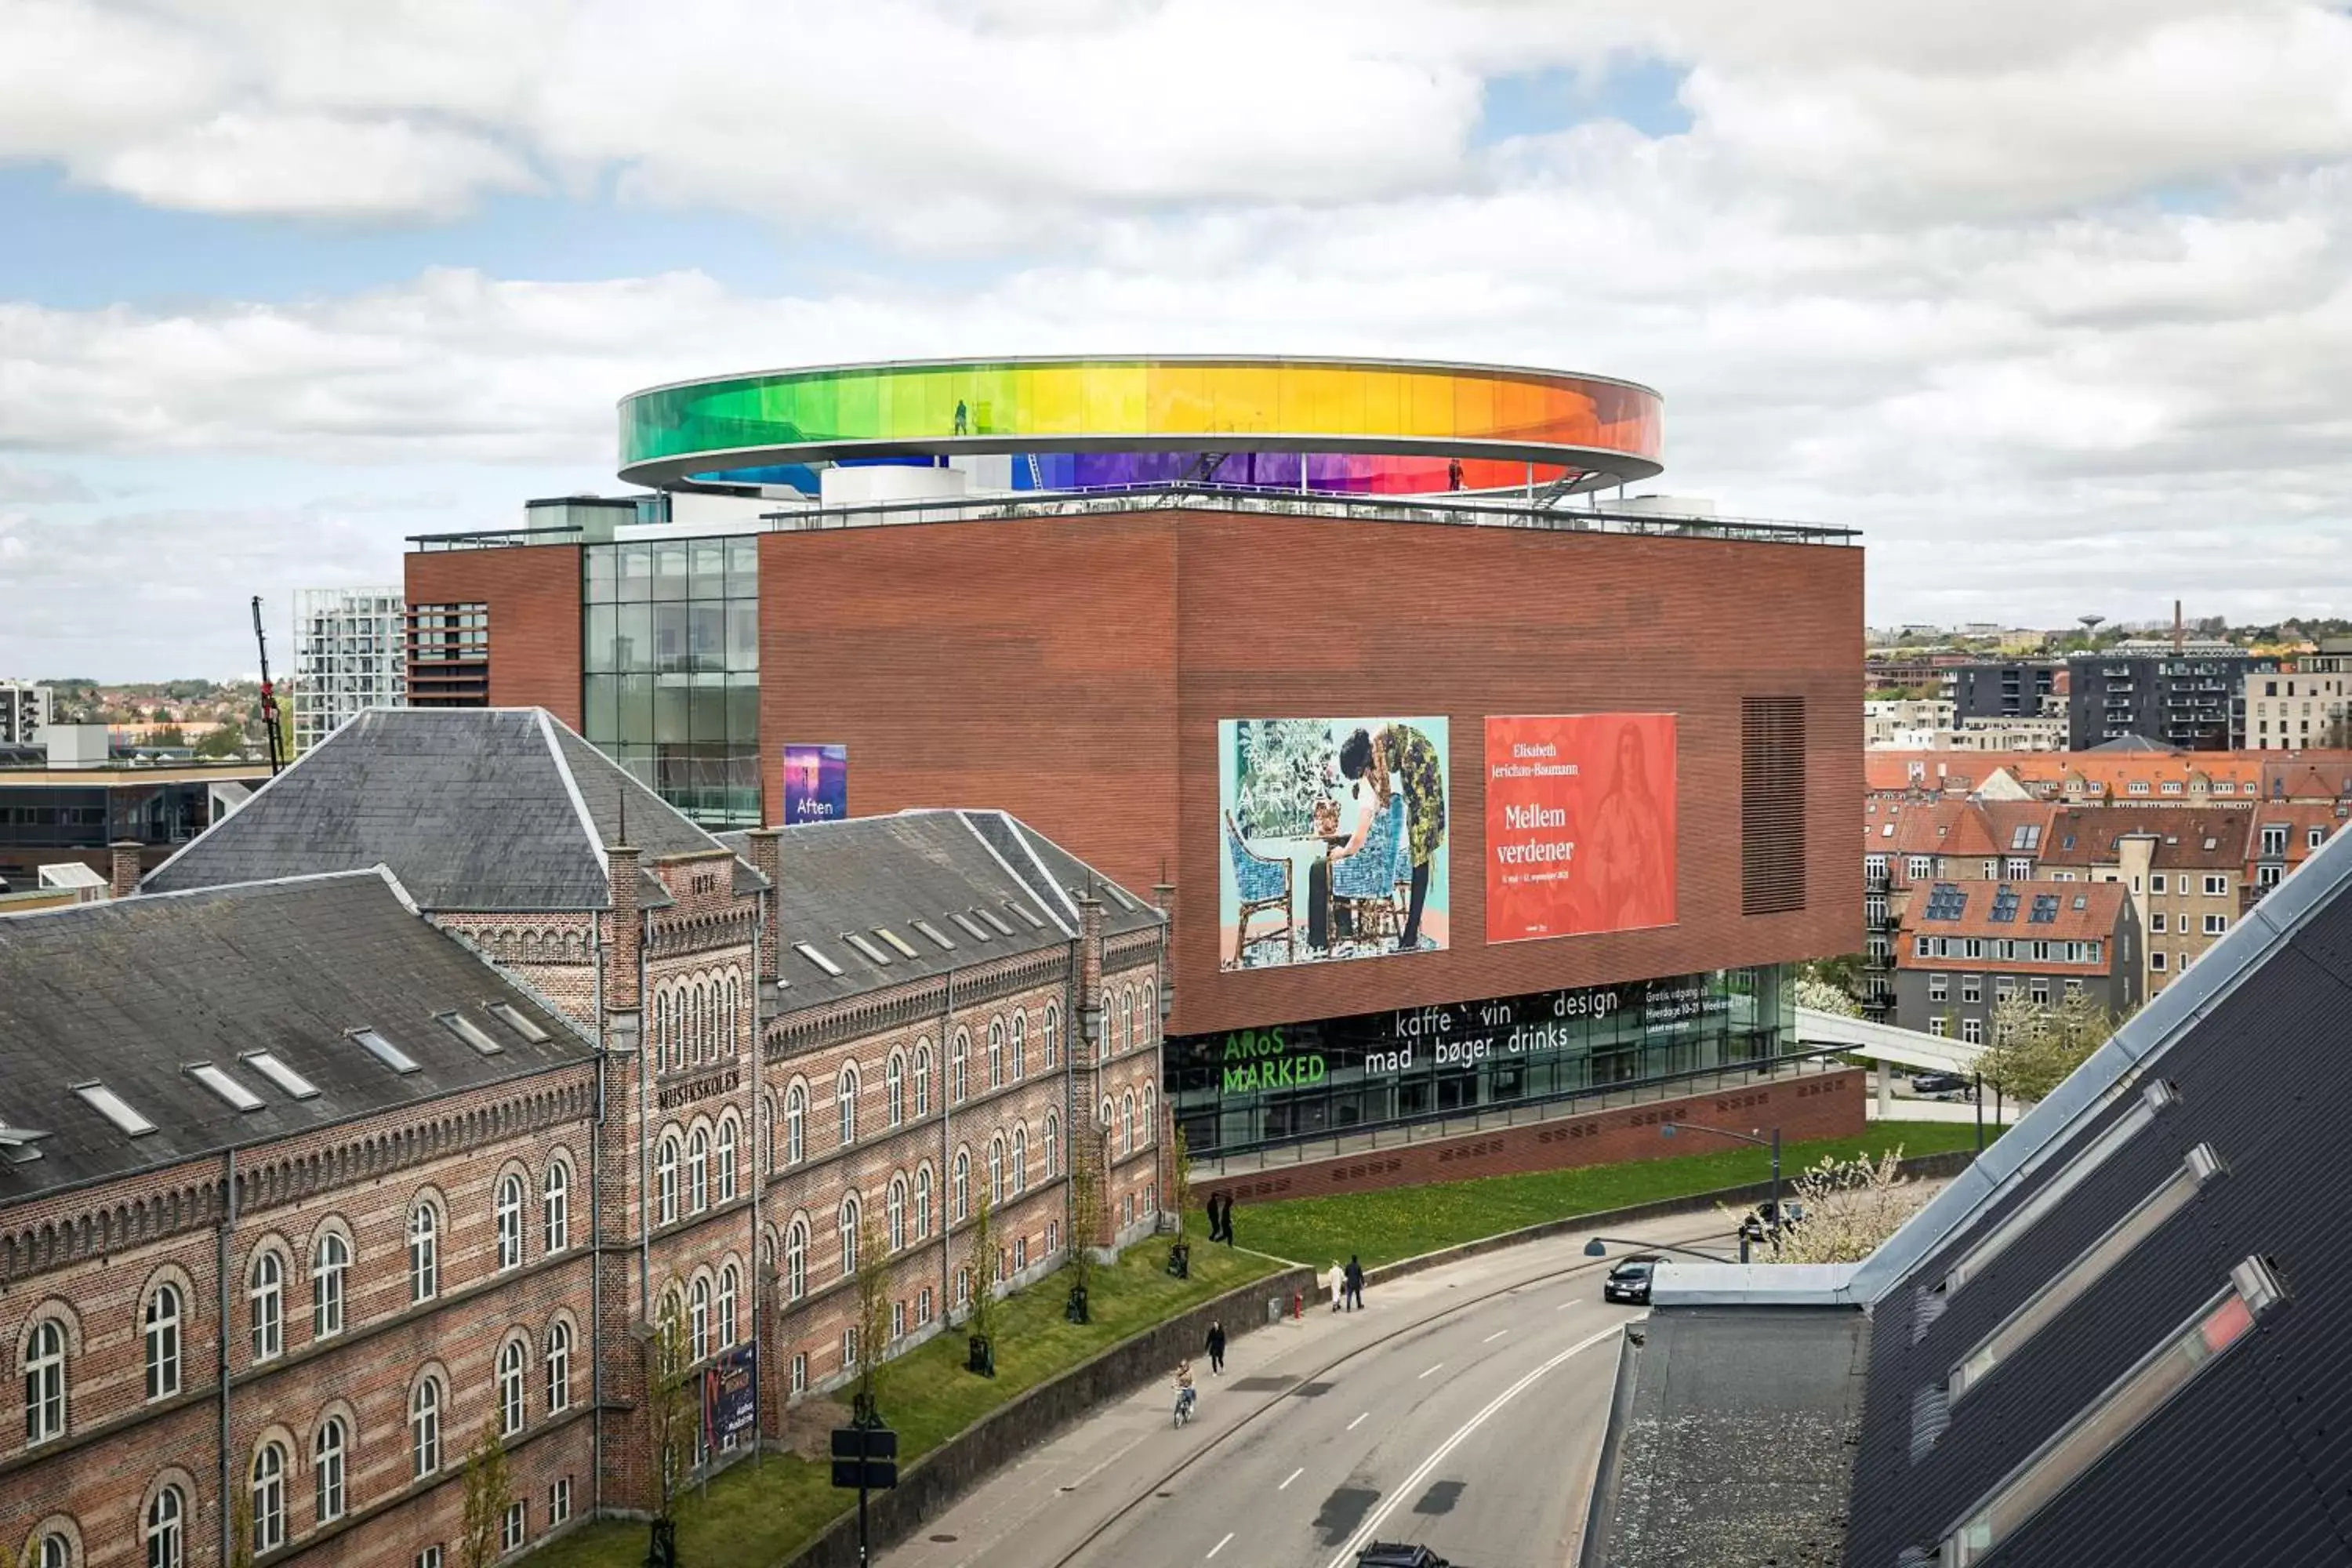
1207 1532 1234 1559
1346 1412 1369 1431
1482 1330 1508 1343
1417 1362 1444 1379
1279 1467 1305 1491
1324 1324 1621 1568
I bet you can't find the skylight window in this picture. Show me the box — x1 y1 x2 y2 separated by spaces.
949 912 993 941
438 1011 504 1056
841 931 892 965
1004 902 1046 930
74 1082 157 1136
911 919 956 951
352 1029 421 1076
242 1052 319 1099
1988 888 2020 924
2028 895 2060 924
795 942 844 977
874 927 920 958
975 907 1015 936
187 1063 264 1112
1941 1079 2179 1297
1924 884 1969 921
1949 1145 2224 1406
487 1002 550 1043
1940 1256 2284 1567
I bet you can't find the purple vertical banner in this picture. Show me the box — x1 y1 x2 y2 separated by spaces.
782 744 849 824
703 1345 757 1443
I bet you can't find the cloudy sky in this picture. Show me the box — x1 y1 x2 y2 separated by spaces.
5 0 2352 678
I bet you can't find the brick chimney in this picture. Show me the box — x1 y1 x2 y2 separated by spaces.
742 827 782 990
1152 875 1175 1036
107 840 142 901
1077 884 1104 1062
606 844 642 1014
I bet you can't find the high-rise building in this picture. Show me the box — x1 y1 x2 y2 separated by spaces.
1951 658 2060 720
292 587 405 752
2067 639 2251 750
0 678 53 746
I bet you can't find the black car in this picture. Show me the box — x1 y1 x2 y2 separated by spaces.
1602 1256 1657 1304
1911 1070 1973 1098
1357 1545 1450 1568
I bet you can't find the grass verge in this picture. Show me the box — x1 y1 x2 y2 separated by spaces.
531 1240 1283 1568
1233 1120 1994 1272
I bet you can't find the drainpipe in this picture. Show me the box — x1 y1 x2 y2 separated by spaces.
216 1147 238 1565
589 919 607 1515
940 967 955 1319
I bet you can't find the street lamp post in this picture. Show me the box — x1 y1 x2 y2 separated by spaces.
1661 1119 1783 1254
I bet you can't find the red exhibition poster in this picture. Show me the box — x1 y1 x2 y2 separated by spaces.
1484 714 1678 943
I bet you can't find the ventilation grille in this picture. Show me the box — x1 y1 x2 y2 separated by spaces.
1742 696 1808 915
1911 1284 1949 1344
1909 1381 1951 1460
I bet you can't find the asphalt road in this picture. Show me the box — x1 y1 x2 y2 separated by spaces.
878 1208 1748 1568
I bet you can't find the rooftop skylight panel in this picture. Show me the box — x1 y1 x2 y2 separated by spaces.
2028 895 2060 924
242 1052 320 1099
842 931 893 965
795 942 844 977
949 912 993 941
975 907 1015 936
874 927 920 958
187 1062 264 1112
487 1002 550 1043
74 1082 157 1136
351 1028 421 1076
1004 901 1046 930
911 919 956 951
438 1011 505 1055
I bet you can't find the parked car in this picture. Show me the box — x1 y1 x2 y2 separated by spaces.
1911 1071 1973 1098
1739 1200 1807 1242
1357 1544 1451 1568
1603 1256 1659 1305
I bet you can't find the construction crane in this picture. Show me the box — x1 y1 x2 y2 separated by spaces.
252 595 286 775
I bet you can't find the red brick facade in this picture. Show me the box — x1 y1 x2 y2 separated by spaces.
404 545 584 726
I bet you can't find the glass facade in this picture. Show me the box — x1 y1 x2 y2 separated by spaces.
582 535 761 826
1168 964 1794 1159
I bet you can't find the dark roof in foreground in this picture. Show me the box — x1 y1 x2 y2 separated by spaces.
0 870 590 1200
143 708 762 910
1587 1308 1868 1568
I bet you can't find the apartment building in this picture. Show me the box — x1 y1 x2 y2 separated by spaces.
2245 638 2352 750
1892 879 2138 1044
292 589 406 753
2040 807 2249 996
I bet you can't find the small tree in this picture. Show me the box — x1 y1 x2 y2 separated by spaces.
852 1203 893 1422
966 1192 998 1349
1064 1140 1102 1306
229 1481 256 1568
459 1417 513 1568
1168 1123 1194 1244
1767 1147 1925 1264
644 1287 699 1526
1979 991 2122 1104
1794 974 1862 1018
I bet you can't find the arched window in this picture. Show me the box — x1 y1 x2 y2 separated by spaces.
496 1172 525 1270
690 1277 712 1363
37 1534 67 1568
1045 1111 1061 1178
249 1439 286 1552
913 1042 933 1119
989 1135 1007 1207
718 1265 739 1348
410 1375 442 1478
785 1084 807 1165
693 982 710 1065
408 1200 439 1303
953 1149 971 1222
988 1018 1006 1089
315 1416 347 1523
1142 979 1156 1044
887 1175 908 1253
146 1486 184 1568
499 1338 527 1436
249 1250 283 1363
1123 986 1136 1054
23 1317 64 1444
837 1063 860 1146
312 1232 349 1339
1101 1097 1114 1131
914 1166 934 1239
786 1218 808 1302
886 1051 906 1127
543 1160 572 1254
1010 1011 1026 1080
761 1094 776 1174
839 1195 862 1279
1043 1004 1060 1069
143 1283 182 1400
1142 1085 1156 1147
951 1030 970 1103
1012 1123 1029 1195
725 971 741 1054
546 1320 572 1415
717 1117 739 1203
656 1133 681 1225
688 1127 710 1214
1123 1090 1138 1156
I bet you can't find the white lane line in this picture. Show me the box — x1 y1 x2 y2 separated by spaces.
1417 1362 1444 1380
1347 1412 1369 1431
1279 1467 1305 1491
1207 1531 1235 1559
1325 1323 1621 1568
1482 1330 1508 1343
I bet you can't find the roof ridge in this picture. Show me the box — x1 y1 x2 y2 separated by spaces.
539 710 611 880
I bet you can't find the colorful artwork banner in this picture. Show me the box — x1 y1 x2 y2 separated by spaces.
1484 714 1677 944
781 744 849 824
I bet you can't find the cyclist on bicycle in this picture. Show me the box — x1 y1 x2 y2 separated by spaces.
1174 1358 1197 1424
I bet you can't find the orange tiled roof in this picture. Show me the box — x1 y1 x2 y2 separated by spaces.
2041 808 2249 870
1893 879 2129 968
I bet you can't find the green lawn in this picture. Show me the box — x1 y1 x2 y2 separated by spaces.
1235 1120 1993 1272
531 1241 1283 1568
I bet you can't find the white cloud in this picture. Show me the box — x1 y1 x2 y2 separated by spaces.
97 112 539 219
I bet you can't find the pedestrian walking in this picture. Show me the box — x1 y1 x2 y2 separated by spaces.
1206 1320 1227 1374
1330 1260 1345 1312
1206 1192 1229 1244
1222 1194 1238 1247
1344 1254 1365 1311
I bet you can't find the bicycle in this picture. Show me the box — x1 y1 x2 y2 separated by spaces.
1174 1385 1196 1428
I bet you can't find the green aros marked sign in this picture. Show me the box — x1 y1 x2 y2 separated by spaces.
1219 1028 1327 1094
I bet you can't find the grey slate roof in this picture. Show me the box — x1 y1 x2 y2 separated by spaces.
1587 1308 1869 1568
143 708 764 910
716 809 1161 1010
0 869 589 1200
